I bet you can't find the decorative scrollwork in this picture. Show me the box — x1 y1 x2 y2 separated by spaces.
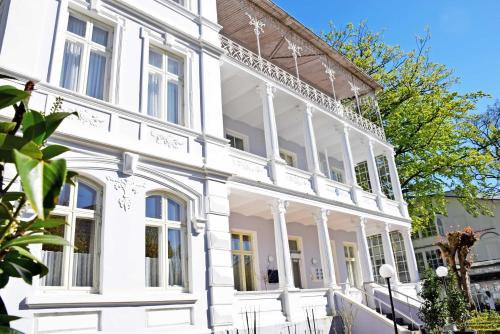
106 176 145 212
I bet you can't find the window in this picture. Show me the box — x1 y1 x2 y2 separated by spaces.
145 194 186 289
330 168 344 183
280 149 296 167
355 161 372 192
390 231 411 283
367 234 385 284
421 221 438 238
60 14 112 100
41 179 100 290
289 238 303 289
415 252 426 275
225 131 247 151
344 244 360 288
436 217 445 236
425 249 444 270
231 232 255 291
147 48 184 124
376 155 395 200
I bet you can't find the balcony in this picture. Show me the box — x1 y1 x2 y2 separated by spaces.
220 36 385 141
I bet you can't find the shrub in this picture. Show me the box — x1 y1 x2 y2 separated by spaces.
418 268 448 334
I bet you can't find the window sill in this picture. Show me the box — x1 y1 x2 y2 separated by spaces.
25 291 197 309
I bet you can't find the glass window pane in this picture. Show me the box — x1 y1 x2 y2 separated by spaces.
77 182 97 210
167 199 181 221
60 41 82 91
168 58 181 75
149 50 163 68
244 255 254 291
72 218 95 287
231 234 240 250
168 229 183 286
86 52 107 100
91 26 108 46
288 239 298 252
58 183 71 206
232 254 241 291
41 222 65 286
67 16 86 36
146 195 162 219
147 73 162 118
243 235 251 251
167 81 179 124
145 226 160 287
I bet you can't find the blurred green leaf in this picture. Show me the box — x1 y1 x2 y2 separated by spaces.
65 170 78 186
0 315 20 326
22 110 46 145
1 235 68 250
0 85 29 110
41 145 69 160
44 112 76 140
29 218 67 230
0 326 24 334
0 123 16 134
0 134 42 163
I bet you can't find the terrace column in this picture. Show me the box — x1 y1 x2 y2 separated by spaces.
355 217 374 283
340 125 361 204
385 148 409 217
270 199 296 322
366 139 386 211
314 208 337 314
381 222 399 284
258 83 285 184
303 104 324 195
401 226 420 283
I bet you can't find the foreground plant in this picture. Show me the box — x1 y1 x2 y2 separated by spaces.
446 271 471 333
418 268 448 334
0 78 76 333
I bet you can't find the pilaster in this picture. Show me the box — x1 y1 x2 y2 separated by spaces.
381 222 399 284
366 139 386 211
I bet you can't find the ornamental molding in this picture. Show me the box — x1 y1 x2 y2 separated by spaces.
149 130 186 150
106 176 145 212
66 108 107 129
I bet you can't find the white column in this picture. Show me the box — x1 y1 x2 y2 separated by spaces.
340 125 361 203
303 104 322 175
385 148 409 217
355 217 374 283
402 227 419 283
314 209 337 315
258 83 281 162
139 27 150 114
381 222 399 284
270 199 294 290
366 139 386 211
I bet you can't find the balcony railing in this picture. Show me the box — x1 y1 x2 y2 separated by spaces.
220 35 386 141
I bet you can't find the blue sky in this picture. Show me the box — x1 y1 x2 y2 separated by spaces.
273 0 500 113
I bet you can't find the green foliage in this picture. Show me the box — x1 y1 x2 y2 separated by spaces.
418 268 448 334
445 271 470 331
0 81 75 331
323 22 497 229
469 310 500 333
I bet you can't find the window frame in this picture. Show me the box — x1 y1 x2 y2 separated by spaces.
146 45 185 125
330 167 344 183
367 234 385 285
343 242 361 288
355 160 372 193
288 235 307 289
145 192 188 291
231 230 259 292
375 154 395 200
279 149 298 168
225 129 249 152
39 178 102 292
60 12 113 101
389 231 411 283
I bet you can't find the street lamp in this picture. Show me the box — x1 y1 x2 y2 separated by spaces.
380 264 398 334
436 266 448 294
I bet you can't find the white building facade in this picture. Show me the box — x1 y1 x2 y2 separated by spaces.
0 0 421 333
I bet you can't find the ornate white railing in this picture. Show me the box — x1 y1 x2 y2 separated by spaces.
220 35 386 140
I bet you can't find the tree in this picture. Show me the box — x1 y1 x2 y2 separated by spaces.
323 22 497 228
0 77 75 333
446 270 471 332
418 268 448 334
436 226 479 309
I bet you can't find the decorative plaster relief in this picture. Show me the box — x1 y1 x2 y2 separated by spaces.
65 105 109 130
149 128 187 151
286 173 311 189
231 157 268 181
106 176 145 212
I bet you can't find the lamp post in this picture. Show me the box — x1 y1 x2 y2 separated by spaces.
436 266 448 292
380 264 398 334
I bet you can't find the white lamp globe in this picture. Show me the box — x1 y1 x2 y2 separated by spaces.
379 264 395 279
436 266 448 278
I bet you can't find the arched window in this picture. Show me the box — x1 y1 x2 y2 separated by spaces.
145 194 186 289
41 178 101 290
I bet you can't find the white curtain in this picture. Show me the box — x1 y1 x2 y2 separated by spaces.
168 229 183 286
41 251 63 286
148 73 161 117
167 81 179 124
145 257 159 287
86 52 107 100
72 253 94 287
60 41 82 91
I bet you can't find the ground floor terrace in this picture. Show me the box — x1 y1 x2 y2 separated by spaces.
226 184 420 331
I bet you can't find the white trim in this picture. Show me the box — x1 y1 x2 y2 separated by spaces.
224 129 249 152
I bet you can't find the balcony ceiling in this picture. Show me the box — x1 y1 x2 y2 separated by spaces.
217 0 383 101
